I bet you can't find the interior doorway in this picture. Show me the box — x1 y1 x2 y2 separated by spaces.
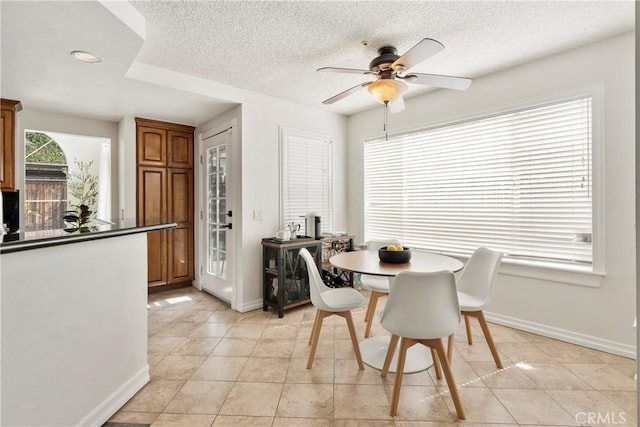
24 130 111 231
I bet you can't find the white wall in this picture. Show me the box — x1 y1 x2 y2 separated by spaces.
17 109 120 220
238 99 347 311
196 99 348 311
118 116 137 221
1 234 149 426
347 32 636 356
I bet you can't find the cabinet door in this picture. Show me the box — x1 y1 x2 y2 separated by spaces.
168 169 193 224
168 130 193 169
168 169 194 283
137 126 167 166
137 167 167 226
0 107 15 190
137 167 168 286
168 225 193 284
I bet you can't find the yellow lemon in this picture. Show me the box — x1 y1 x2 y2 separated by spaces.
396 245 404 251
386 245 397 251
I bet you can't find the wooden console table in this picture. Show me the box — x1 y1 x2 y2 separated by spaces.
261 238 322 318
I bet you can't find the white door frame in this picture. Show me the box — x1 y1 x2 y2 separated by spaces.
197 119 239 310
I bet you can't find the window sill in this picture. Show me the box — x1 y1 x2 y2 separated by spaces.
499 259 604 288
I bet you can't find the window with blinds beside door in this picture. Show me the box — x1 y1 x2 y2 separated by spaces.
280 127 333 233
364 95 595 269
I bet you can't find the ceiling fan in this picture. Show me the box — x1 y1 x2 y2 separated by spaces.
318 38 472 113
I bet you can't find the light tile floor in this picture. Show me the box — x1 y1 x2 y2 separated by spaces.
110 287 637 426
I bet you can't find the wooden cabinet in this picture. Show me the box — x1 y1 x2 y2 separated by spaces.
261 238 322 318
1 99 22 191
136 118 195 289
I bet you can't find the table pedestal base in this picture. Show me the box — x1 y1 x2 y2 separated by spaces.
360 335 433 373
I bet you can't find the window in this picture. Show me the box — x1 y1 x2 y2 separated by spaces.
364 95 594 269
24 130 111 231
280 127 333 234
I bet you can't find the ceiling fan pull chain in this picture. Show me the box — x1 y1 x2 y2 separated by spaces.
384 101 389 141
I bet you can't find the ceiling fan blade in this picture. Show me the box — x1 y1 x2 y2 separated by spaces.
388 96 405 114
322 82 371 104
392 38 444 71
317 67 374 75
405 72 472 90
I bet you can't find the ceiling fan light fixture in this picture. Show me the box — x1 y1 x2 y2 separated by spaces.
368 79 407 104
70 50 102 64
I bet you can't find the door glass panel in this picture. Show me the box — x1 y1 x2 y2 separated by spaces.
212 251 219 275
219 173 226 197
208 154 217 172
209 173 217 194
219 147 227 171
208 200 216 223
218 199 226 223
218 230 226 252
206 145 227 279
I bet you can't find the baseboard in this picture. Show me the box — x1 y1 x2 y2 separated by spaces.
236 298 264 313
485 311 637 359
77 364 150 426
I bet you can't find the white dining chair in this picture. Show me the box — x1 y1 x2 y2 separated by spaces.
449 247 504 369
299 248 366 370
361 239 400 338
380 270 465 419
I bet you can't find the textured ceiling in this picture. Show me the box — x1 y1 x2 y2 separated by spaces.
0 1 236 125
130 0 634 116
1 1 634 123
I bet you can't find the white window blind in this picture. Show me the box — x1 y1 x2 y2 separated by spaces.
364 95 593 266
281 129 333 233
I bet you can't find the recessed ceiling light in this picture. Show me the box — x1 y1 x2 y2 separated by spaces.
70 50 102 64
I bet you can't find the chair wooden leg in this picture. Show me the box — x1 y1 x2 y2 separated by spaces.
363 290 375 322
390 337 414 416
447 333 455 364
473 310 503 369
364 291 382 338
464 314 473 345
307 310 328 369
431 348 442 379
340 310 364 370
381 334 399 378
431 338 465 420
308 310 321 345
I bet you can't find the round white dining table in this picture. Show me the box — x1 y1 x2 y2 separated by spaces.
329 249 464 374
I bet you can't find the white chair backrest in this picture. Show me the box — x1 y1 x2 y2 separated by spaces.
366 239 400 252
380 270 460 339
299 248 332 311
457 247 503 306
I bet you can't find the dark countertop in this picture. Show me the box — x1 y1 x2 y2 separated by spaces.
0 220 176 254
